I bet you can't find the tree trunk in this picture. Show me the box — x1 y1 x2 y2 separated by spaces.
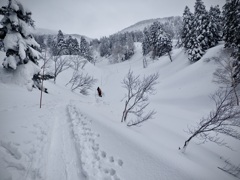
182 132 198 152
233 85 239 106
168 52 172 62
121 101 128 122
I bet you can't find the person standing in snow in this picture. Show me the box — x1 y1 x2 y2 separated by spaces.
97 87 102 97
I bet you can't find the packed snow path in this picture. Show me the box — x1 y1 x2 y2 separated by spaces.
45 102 123 180
66 104 122 180
45 103 84 180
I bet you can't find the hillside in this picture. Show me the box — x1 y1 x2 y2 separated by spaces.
0 43 239 180
119 16 182 35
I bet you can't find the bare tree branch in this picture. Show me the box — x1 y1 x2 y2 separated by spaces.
121 70 159 126
182 89 240 152
213 56 240 105
66 72 97 95
218 158 240 179
53 56 70 83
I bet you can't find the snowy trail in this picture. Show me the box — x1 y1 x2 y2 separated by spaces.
46 103 85 180
66 104 123 180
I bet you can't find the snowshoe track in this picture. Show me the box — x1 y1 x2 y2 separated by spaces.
67 104 123 180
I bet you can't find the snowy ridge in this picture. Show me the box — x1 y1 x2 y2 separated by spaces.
119 16 182 33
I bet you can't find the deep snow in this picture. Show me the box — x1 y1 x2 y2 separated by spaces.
0 43 240 180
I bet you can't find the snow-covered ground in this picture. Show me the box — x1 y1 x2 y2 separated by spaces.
0 43 239 180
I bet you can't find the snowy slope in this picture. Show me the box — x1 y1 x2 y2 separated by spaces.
119 16 181 33
0 43 239 180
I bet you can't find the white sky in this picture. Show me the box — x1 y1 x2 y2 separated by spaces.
0 0 225 39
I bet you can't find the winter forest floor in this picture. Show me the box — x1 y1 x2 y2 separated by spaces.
0 43 240 180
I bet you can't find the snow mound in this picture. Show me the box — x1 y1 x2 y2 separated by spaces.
0 51 40 90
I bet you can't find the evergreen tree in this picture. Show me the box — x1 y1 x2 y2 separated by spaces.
142 21 172 60
181 6 194 49
193 0 209 51
187 36 204 62
0 0 41 70
223 0 240 48
124 33 135 60
156 33 173 61
80 36 93 62
56 30 67 55
208 5 222 47
142 27 152 56
66 36 79 55
72 38 80 55
99 37 110 57
149 21 162 59
223 0 240 87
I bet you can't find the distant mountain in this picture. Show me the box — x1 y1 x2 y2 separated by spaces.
33 28 58 36
119 16 182 38
33 28 92 42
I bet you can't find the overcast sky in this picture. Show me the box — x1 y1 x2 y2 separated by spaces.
0 0 225 39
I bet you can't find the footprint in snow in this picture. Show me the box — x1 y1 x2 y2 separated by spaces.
109 156 114 163
101 151 107 158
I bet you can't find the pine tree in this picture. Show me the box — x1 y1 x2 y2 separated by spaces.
208 5 222 47
181 6 194 49
0 0 41 70
66 36 79 55
142 27 152 56
146 21 172 60
187 36 204 62
193 0 209 51
99 37 110 57
156 33 173 61
223 0 240 48
124 33 135 60
80 36 93 62
223 0 240 88
56 30 67 55
149 21 162 59
72 38 80 55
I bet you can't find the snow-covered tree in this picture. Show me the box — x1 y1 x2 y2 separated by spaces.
0 0 41 70
223 0 240 48
55 30 67 55
156 32 173 61
208 5 222 47
80 36 93 62
193 0 209 51
142 27 152 56
142 21 172 61
66 35 79 55
124 33 135 60
182 0 221 62
181 6 194 49
223 0 240 91
187 36 204 62
99 36 111 57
